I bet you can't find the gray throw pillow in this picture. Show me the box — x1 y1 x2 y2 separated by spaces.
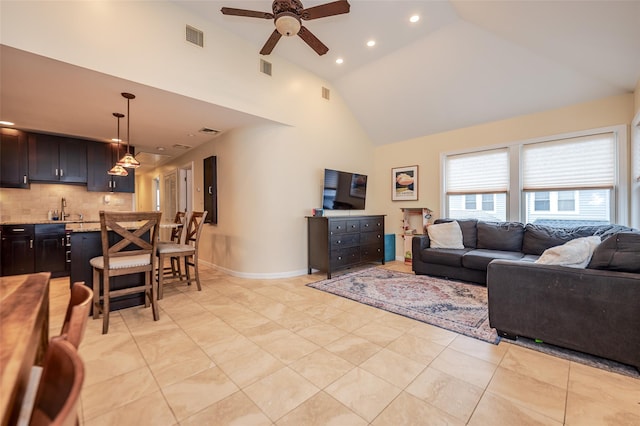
477 222 524 252
587 232 640 273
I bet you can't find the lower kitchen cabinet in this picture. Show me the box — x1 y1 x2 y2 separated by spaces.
1 224 69 277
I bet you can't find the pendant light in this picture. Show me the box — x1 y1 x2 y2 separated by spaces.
108 112 128 176
116 92 141 168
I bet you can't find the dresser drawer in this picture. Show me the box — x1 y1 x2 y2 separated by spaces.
345 220 361 233
328 220 347 235
360 217 384 232
330 233 360 249
330 247 360 268
361 244 383 262
360 231 383 246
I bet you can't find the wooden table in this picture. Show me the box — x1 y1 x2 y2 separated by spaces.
0 272 50 426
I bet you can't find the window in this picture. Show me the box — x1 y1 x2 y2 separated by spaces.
534 192 550 211
557 191 575 211
482 194 494 211
465 194 476 210
445 149 508 221
522 132 614 226
443 127 623 226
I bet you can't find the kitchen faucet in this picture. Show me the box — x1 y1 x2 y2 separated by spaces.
61 197 70 220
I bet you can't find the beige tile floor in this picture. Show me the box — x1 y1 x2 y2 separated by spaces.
47 262 640 425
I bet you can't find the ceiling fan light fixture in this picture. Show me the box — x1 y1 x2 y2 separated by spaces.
275 14 301 36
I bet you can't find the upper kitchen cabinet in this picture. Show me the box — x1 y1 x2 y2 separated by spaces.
0 128 29 188
28 133 87 183
86 141 135 193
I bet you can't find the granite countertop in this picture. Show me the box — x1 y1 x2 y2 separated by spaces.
0 220 97 225
0 220 150 233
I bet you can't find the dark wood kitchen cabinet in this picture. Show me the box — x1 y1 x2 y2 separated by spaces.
0 128 29 188
28 133 87 183
0 224 68 277
203 156 218 224
87 141 135 193
1 225 34 276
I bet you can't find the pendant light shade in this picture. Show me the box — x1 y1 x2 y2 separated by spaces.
108 112 129 176
117 92 141 168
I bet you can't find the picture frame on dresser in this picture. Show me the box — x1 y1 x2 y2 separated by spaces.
392 165 418 201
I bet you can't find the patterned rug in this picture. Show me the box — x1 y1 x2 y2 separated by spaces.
307 267 499 344
308 267 640 379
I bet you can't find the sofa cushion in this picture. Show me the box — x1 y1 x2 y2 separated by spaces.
462 249 524 271
587 232 640 273
419 248 470 267
523 224 594 255
434 218 478 248
477 222 524 252
535 236 601 268
427 221 464 249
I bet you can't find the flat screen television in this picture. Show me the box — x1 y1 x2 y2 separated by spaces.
322 168 368 210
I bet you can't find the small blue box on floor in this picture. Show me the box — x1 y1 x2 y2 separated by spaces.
384 234 396 262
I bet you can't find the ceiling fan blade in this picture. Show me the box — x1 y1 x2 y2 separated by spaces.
298 26 329 55
301 0 350 20
220 7 274 19
260 30 282 55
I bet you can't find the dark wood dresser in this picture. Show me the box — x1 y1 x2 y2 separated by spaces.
307 215 385 278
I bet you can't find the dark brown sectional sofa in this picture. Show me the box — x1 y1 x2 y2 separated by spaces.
412 219 640 370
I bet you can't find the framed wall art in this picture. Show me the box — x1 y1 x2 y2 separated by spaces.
392 165 418 201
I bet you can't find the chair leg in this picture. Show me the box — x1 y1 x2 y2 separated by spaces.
158 253 165 300
92 268 100 320
102 275 110 334
193 254 201 291
184 256 191 285
149 270 159 321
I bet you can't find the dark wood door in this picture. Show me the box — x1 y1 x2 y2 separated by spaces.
58 137 87 183
203 156 217 224
87 141 135 193
1 235 34 276
28 133 59 182
0 128 29 188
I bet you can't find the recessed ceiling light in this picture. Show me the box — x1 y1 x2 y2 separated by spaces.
336 58 344 64
0 121 15 126
156 146 166 151
366 40 376 47
410 15 420 23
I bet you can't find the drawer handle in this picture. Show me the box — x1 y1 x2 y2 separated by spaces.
337 256 342 260
12 228 25 232
351 224 356 228
336 240 341 244
336 225 342 230
364 223 369 227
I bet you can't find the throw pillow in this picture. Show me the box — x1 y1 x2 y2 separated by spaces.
427 221 464 249
588 232 640 273
535 236 602 268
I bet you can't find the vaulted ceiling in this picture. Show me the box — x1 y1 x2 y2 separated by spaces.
1 0 639 166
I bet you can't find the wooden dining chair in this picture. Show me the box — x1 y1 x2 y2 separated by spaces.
59 282 93 349
90 211 162 334
157 211 208 299
162 211 187 278
18 337 84 426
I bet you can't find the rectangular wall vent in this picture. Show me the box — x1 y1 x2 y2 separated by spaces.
186 25 204 47
322 86 330 100
260 59 272 76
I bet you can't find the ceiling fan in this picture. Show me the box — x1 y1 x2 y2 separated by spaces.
221 0 350 56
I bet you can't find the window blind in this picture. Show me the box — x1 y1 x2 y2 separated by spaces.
445 148 509 194
522 132 615 191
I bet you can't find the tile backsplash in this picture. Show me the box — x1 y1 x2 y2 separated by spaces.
0 184 134 223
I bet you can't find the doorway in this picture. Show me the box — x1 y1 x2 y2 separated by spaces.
178 162 194 213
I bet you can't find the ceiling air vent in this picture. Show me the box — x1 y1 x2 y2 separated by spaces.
260 59 272 76
172 144 192 150
199 127 219 134
186 25 204 47
322 86 330 100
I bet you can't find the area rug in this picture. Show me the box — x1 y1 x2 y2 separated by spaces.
307 267 499 344
307 267 640 379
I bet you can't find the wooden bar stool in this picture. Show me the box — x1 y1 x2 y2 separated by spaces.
157 211 207 299
60 282 93 349
90 211 162 334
